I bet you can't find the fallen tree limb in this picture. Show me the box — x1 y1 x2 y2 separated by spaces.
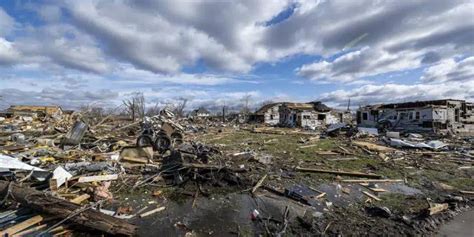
0 181 137 236
295 167 381 179
341 179 404 183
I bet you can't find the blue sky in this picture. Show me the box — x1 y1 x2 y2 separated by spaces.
0 0 473 111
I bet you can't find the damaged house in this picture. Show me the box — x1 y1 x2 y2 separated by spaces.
279 101 345 128
189 107 211 118
357 99 474 135
251 102 282 125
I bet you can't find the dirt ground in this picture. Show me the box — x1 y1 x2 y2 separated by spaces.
114 126 473 236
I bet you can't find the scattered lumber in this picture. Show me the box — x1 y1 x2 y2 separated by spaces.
314 151 339 155
362 191 381 201
11 223 47 237
295 167 382 179
352 141 395 152
70 194 90 204
139 206 165 218
78 174 118 183
0 181 137 236
341 179 404 183
299 144 318 149
0 215 43 236
459 190 474 195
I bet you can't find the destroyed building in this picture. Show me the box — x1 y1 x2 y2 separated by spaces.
251 102 282 125
279 101 344 128
7 105 63 118
357 99 474 135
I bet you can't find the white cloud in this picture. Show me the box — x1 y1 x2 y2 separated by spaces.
0 38 22 65
421 57 474 83
318 57 474 108
292 0 474 82
297 47 421 82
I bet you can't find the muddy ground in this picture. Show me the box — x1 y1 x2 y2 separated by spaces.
108 126 473 236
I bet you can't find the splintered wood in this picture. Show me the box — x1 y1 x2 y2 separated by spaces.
352 141 395 152
0 215 43 236
78 174 118 183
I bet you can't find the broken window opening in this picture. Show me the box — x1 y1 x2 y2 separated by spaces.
362 112 368 120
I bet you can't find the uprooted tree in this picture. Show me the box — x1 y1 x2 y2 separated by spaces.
172 97 189 118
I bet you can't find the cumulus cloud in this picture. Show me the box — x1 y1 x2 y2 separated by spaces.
296 47 420 82
421 57 474 83
318 58 474 108
293 0 474 82
0 38 22 65
63 0 291 74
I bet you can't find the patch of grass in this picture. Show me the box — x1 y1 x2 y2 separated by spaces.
379 193 428 215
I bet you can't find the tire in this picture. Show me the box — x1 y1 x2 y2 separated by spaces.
136 135 154 147
154 134 171 153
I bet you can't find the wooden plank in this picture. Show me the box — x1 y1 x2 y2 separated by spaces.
0 215 43 236
251 174 267 194
53 230 72 236
314 151 339 155
11 224 47 237
370 188 388 193
70 194 90 204
460 190 474 195
78 174 118 183
299 144 318 149
352 141 395 152
139 206 166 218
296 167 381 179
427 203 448 215
121 156 148 164
341 179 404 183
362 191 381 201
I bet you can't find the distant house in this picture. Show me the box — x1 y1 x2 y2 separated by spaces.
190 107 211 118
7 105 63 117
252 103 282 125
357 99 474 135
279 101 343 128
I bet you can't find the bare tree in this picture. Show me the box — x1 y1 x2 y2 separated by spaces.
123 92 145 121
173 97 189 118
145 102 161 116
240 94 252 115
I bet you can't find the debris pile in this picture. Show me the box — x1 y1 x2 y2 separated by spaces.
0 106 472 236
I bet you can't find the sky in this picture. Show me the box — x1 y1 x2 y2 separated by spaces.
0 0 473 111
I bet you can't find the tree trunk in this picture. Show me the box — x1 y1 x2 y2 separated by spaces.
0 181 137 236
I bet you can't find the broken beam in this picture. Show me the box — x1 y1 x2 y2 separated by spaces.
77 174 118 183
341 179 404 183
295 167 381 179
